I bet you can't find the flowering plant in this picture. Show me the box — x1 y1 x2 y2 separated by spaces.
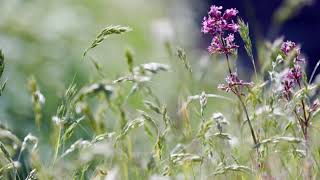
201 4 320 178
202 4 258 154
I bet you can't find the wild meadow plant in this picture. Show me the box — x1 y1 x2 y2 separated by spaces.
201 4 263 171
0 3 320 180
201 4 320 179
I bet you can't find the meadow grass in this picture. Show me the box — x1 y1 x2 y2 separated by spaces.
0 2 320 180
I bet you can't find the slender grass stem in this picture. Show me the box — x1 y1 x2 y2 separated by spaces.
251 56 258 79
52 126 62 165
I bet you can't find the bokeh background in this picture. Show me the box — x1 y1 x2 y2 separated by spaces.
0 0 319 169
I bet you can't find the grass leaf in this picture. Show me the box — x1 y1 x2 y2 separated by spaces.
125 49 134 73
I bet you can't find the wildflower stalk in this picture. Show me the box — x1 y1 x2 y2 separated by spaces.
224 53 258 147
297 80 310 149
225 53 260 165
280 41 311 144
291 79 312 180
280 40 316 178
202 4 262 171
220 28 258 149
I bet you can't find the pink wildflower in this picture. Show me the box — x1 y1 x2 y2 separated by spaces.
218 72 253 93
201 4 240 55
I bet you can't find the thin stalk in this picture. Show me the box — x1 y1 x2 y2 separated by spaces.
295 80 312 180
52 125 62 165
250 55 258 79
293 108 305 136
236 94 258 146
225 54 232 74
220 34 233 74
297 80 310 143
309 59 320 84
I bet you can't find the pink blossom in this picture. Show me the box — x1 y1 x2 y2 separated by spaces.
281 65 303 100
281 40 305 63
208 36 224 54
286 65 303 82
208 34 238 54
225 22 240 32
280 40 307 100
201 17 224 34
223 8 239 20
281 77 294 100
209 5 223 18
202 4 240 55
225 34 238 48
218 72 254 93
281 41 296 55
201 5 239 36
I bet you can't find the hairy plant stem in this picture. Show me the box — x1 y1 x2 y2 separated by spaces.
224 52 261 171
224 53 258 147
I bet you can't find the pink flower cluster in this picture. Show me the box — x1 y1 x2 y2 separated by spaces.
208 34 238 54
280 41 304 100
280 41 304 63
218 72 253 93
201 5 239 54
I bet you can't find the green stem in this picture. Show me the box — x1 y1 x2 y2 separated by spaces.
297 80 310 146
224 51 258 147
237 94 258 146
53 126 62 165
